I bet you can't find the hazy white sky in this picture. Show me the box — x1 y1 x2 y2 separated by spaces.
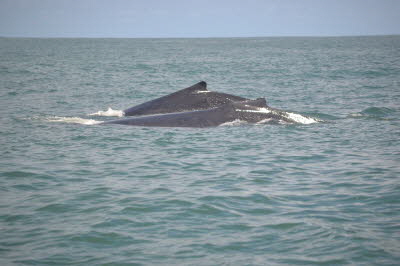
1 0 399 37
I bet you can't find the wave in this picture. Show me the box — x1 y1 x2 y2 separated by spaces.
46 116 103 125
360 107 396 116
348 107 397 120
88 107 124 117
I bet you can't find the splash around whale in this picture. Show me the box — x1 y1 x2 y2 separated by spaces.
93 81 320 127
102 98 319 127
61 81 320 127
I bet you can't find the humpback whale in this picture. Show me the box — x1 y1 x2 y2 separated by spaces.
102 98 314 127
123 81 247 116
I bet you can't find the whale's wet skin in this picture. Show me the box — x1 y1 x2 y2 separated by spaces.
122 81 247 116
99 81 319 127
104 97 319 127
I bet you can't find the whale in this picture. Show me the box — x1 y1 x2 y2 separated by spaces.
102 98 312 127
123 81 248 116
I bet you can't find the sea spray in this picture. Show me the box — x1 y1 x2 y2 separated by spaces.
46 116 103 125
89 107 125 117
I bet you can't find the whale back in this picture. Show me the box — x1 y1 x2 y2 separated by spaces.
123 81 247 116
236 98 267 108
104 98 273 127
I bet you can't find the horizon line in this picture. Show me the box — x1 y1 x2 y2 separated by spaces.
1 33 399 39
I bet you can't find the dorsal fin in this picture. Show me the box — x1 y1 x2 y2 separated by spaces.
247 98 267 107
178 81 208 94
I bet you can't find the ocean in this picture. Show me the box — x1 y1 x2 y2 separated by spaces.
0 36 399 265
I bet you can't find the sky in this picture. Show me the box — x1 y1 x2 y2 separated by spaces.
0 0 399 38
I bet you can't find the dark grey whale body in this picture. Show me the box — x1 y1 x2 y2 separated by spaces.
103 98 302 128
123 81 247 116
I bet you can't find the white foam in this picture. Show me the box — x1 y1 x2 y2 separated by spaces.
283 112 321 124
238 107 272 114
88 107 125 117
47 116 103 125
348 113 363 117
238 107 321 124
220 119 248 126
255 118 274 124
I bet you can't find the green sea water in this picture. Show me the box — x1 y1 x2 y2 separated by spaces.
1 36 400 265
